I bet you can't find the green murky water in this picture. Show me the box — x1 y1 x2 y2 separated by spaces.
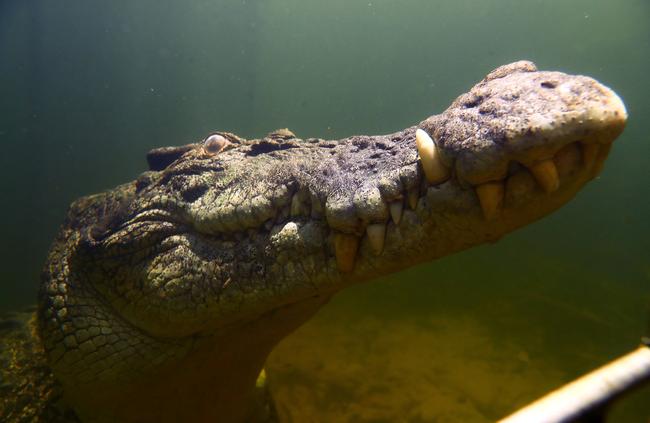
1 0 648 421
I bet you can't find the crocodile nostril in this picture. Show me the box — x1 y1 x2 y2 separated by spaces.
540 81 557 89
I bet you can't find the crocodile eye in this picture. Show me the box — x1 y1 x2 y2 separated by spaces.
203 134 229 155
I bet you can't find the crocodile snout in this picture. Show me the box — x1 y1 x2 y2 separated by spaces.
418 61 627 221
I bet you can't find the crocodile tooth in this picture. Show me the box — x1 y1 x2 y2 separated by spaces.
528 159 559 193
581 143 600 170
334 233 359 273
366 223 386 255
476 181 504 221
407 188 418 210
415 129 449 185
389 200 403 224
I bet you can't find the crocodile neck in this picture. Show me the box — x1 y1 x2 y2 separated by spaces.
70 297 327 422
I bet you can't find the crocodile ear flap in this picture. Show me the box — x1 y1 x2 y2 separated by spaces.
146 144 195 171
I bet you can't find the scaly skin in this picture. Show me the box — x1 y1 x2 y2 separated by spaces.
18 61 626 422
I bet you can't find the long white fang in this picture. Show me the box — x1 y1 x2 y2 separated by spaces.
389 200 403 224
334 233 359 273
366 223 386 255
415 129 449 185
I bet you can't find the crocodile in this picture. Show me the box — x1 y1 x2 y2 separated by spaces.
0 61 627 422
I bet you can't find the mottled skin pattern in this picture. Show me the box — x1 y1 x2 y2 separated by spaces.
1 62 626 422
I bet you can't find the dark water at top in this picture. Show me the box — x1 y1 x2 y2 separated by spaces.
1 0 648 421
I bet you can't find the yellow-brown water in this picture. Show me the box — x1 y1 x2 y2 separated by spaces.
1 0 648 421
268 241 649 421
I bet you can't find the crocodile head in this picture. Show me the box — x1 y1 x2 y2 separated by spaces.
39 61 626 422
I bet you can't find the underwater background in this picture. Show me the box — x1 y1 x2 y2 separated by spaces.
1 0 648 421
